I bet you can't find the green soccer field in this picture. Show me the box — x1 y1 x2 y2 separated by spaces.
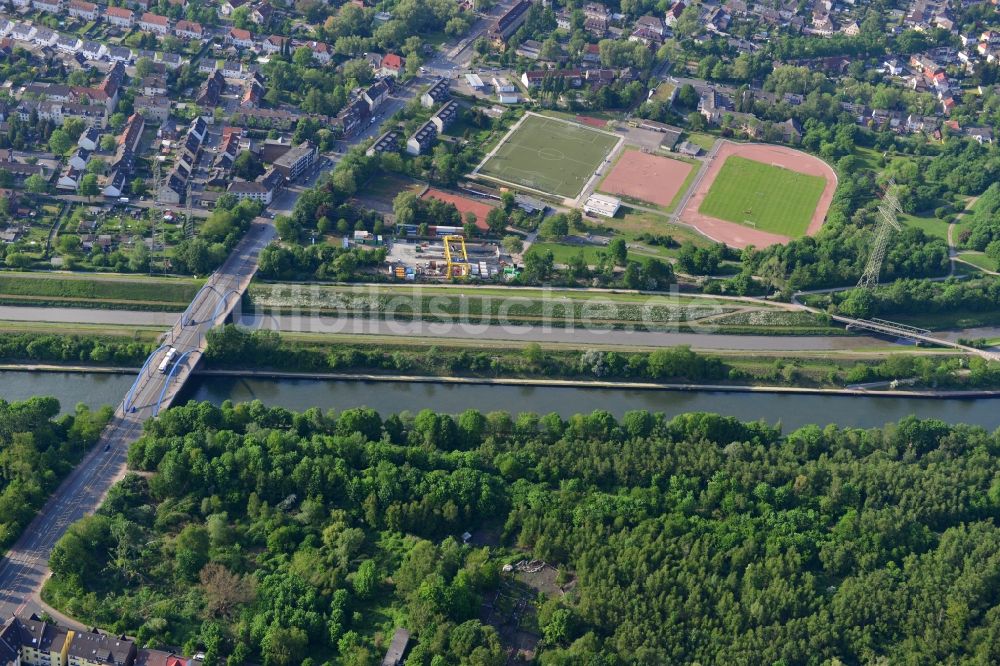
698 156 827 237
478 114 619 198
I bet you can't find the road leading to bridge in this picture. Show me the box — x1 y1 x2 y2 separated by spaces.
0 217 275 622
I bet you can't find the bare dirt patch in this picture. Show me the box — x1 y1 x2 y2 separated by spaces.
680 142 838 249
600 150 694 208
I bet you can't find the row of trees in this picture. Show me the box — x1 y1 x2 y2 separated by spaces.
0 397 111 547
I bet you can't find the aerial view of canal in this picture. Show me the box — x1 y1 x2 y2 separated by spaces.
2 370 997 431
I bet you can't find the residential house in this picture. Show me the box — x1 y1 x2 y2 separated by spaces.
966 126 993 143
698 89 733 123
431 100 460 133
32 0 61 13
521 69 583 88
406 120 437 155
630 26 664 46
156 52 182 69
516 39 542 59
68 147 90 171
241 77 263 108
22 83 74 102
104 112 143 196
227 27 254 49
80 40 105 59
0 158 50 185
261 34 286 54
9 24 36 42
197 69 225 107
78 126 101 151
665 0 685 26
333 98 368 137
32 27 59 47
58 165 82 190
108 46 133 62
304 40 332 64
142 75 167 96
158 163 189 204
106 6 135 28
228 167 282 204
635 14 666 37
174 19 203 39
67 627 138 666
0 614 71 665
366 129 400 156
231 107 300 129
582 43 601 63
68 0 98 20
488 0 532 50
219 0 247 16
139 12 170 34
379 53 405 77
584 17 608 36
420 78 450 108
272 140 316 180
251 1 273 25
362 79 391 112
57 35 82 53
583 2 610 20
222 60 248 78
134 95 170 122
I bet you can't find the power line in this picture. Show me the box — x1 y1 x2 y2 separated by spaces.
857 178 902 290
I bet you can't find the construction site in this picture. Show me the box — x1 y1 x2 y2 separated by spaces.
385 234 516 281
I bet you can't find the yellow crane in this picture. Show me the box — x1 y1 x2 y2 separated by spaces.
443 235 471 278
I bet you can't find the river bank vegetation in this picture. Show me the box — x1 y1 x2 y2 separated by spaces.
202 326 1000 391
42 401 1000 664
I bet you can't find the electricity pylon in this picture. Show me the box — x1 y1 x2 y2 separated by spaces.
857 179 902 289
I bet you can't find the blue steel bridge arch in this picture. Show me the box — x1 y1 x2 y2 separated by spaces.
123 343 172 413
181 283 225 326
209 289 242 325
153 349 201 416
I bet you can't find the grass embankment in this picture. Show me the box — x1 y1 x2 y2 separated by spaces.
0 272 202 311
248 283 839 334
957 252 997 272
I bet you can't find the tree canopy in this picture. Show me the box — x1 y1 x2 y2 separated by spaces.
44 400 1000 665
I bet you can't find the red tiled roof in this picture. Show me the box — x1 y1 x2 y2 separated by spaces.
140 12 169 25
382 53 404 69
106 6 132 17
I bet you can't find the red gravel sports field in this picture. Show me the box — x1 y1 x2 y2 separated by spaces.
680 142 838 249
421 188 493 231
599 150 694 208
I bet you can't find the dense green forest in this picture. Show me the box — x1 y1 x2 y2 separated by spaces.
44 401 1000 665
0 397 111 545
